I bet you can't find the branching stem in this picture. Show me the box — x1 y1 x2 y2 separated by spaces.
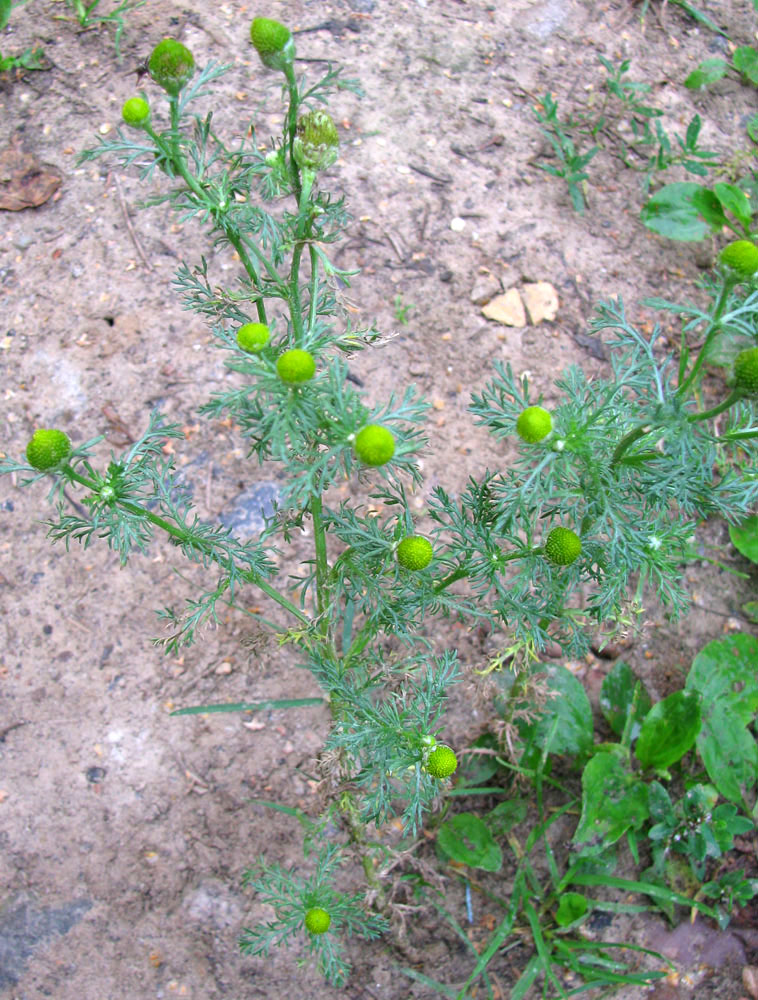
63 466 310 626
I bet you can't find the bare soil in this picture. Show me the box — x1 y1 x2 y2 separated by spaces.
2 1 758 998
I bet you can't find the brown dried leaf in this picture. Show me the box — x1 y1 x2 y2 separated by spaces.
0 145 62 211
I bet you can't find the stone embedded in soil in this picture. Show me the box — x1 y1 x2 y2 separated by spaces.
0 894 92 988
522 281 559 325
482 289 526 327
219 481 280 538
654 916 746 969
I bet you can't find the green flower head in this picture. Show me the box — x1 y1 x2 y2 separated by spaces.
516 405 553 443
26 429 72 471
148 39 195 96
249 17 294 71
718 240 758 282
544 527 582 567
426 745 458 779
122 97 150 129
396 536 433 571
304 907 331 934
734 347 758 398
236 323 270 353
354 425 395 467
276 348 316 384
293 110 340 172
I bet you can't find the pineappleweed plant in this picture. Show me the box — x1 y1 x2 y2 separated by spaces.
4 15 758 988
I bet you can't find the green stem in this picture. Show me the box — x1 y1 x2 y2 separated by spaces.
610 424 653 469
686 388 743 423
64 467 311 626
433 548 532 595
145 114 279 321
283 63 301 201
308 244 320 334
676 279 731 400
309 494 330 626
288 169 316 346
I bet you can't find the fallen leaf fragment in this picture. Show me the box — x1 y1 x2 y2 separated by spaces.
0 145 62 211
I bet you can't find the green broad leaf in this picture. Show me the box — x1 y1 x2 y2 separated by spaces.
487 799 528 836
734 46 758 87
691 186 729 229
531 663 594 757
698 701 758 804
171 696 325 716
555 891 588 927
0 0 12 32
730 515 758 563
436 812 503 872
747 114 758 145
573 752 649 853
634 690 701 770
685 634 758 724
742 601 758 623
714 182 753 231
459 731 500 786
684 58 729 89
641 183 713 241
599 660 652 739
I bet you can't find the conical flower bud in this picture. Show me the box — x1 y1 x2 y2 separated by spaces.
236 323 270 353
426 745 458 779
354 425 395 466
148 39 195 96
249 17 294 72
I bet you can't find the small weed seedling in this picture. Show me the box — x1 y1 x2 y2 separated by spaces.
0 0 44 71
4 19 758 992
641 43 758 244
534 56 717 213
61 0 144 60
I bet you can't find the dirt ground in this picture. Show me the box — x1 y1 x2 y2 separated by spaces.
2 0 758 997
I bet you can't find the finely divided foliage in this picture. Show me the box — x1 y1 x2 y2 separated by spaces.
3 14 758 992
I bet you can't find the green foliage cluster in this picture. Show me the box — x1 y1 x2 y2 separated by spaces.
532 22 758 255
0 0 43 70
427 636 758 995
3 17 758 995
533 55 718 214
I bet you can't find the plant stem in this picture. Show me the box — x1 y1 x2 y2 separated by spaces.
283 63 301 201
433 548 533 594
308 244 320 334
676 278 731 399
310 493 330 624
63 467 311 626
146 111 278 324
686 388 742 422
610 424 653 468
